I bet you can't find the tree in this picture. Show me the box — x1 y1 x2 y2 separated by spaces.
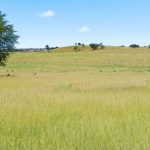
89 43 99 50
45 45 50 51
129 44 140 48
82 44 85 48
0 11 19 66
99 43 105 49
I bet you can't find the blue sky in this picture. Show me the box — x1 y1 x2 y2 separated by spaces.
1 0 150 48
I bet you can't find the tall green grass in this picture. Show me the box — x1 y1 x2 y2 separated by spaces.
0 49 150 149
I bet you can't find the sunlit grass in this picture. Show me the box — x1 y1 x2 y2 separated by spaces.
0 48 150 149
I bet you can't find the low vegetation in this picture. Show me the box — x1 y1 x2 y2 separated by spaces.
0 48 150 149
129 44 140 48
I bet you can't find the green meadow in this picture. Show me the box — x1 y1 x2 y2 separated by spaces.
0 47 150 149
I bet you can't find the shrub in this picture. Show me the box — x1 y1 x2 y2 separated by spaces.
99 43 105 49
129 44 140 48
73 46 80 52
45 45 50 51
89 43 99 50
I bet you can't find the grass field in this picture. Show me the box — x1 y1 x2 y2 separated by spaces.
0 47 150 149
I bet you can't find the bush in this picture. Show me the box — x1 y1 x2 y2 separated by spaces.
45 45 50 51
89 43 99 50
73 46 80 52
129 44 140 48
99 43 105 49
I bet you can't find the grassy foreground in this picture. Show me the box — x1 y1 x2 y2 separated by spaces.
0 48 150 149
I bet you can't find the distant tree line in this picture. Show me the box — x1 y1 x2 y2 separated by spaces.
15 48 45 52
14 42 150 54
75 43 85 48
45 45 59 51
15 43 150 53
15 46 59 52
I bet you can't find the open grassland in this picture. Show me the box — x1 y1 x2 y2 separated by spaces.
0 47 150 149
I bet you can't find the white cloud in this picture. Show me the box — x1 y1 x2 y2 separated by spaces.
79 26 91 33
40 10 55 18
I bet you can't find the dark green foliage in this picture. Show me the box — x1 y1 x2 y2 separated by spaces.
99 43 105 49
45 45 50 51
82 44 85 48
89 43 99 50
89 43 105 50
0 11 19 66
0 52 9 66
129 44 140 48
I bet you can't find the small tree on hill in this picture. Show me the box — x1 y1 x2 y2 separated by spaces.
89 43 99 50
99 43 105 49
45 45 50 51
82 44 85 48
0 11 19 66
129 44 140 48
73 46 80 52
